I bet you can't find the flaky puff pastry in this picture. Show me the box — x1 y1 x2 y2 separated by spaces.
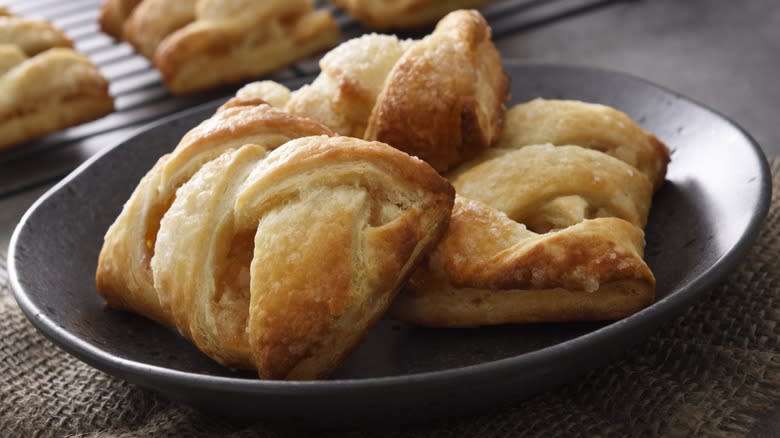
149 135 454 379
99 0 340 94
0 13 113 149
97 103 334 326
391 100 670 327
328 0 493 30
235 10 509 172
497 99 670 191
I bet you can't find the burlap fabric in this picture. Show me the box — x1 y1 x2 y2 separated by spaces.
1 160 778 437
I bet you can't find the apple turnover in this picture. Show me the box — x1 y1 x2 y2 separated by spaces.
0 12 113 149
97 103 334 326
99 0 341 94
328 0 493 30
390 100 670 327
232 9 509 172
97 99 455 379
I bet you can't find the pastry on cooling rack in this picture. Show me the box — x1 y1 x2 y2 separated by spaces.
99 0 341 94
231 9 509 172
390 99 670 327
328 0 494 29
0 12 113 149
98 0 142 40
97 98 454 379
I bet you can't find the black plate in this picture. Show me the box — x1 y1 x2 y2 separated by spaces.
8 62 771 428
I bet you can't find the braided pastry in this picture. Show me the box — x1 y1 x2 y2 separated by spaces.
390 100 669 327
328 0 494 30
97 101 455 379
0 11 113 149
237 9 509 172
97 103 334 326
99 0 340 94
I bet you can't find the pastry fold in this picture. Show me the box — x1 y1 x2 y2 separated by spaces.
328 0 493 30
235 9 509 172
390 100 670 327
97 103 333 326
99 0 340 94
97 99 455 379
0 13 113 149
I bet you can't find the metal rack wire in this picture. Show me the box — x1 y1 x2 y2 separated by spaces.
0 0 625 196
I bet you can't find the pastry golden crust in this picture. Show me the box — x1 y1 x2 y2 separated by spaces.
0 15 72 55
97 103 333 326
98 0 143 39
498 99 670 191
447 144 653 232
391 197 655 327
150 135 454 379
364 9 508 172
123 0 195 59
246 10 509 172
99 0 340 94
0 13 113 149
329 0 493 29
391 99 669 327
96 90 455 378
284 34 413 137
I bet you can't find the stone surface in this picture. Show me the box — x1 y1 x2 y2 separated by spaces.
495 0 780 157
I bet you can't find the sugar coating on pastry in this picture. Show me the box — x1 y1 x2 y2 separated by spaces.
391 96 669 327
285 33 413 137
498 99 670 190
0 13 113 149
328 0 494 30
391 196 655 327
151 135 454 379
448 144 653 231
97 104 334 327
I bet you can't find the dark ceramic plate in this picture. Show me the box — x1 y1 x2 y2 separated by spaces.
8 62 771 427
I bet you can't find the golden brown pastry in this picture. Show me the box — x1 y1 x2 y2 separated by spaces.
123 0 195 59
97 103 333 326
99 0 341 94
497 99 670 191
241 10 509 172
98 0 142 39
97 94 455 379
150 135 454 379
390 100 670 327
392 197 655 327
328 0 493 30
0 13 113 149
0 14 72 55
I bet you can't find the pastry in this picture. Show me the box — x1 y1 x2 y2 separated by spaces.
98 0 142 40
0 13 72 55
151 135 454 379
99 0 341 94
97 103 334 326
237 10 509 172
0 13 113 149
328 0 494 30
97 97 455 379
390 100 670 327
497 99 670 190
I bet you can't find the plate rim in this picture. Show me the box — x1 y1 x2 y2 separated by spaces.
7 60 773 397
